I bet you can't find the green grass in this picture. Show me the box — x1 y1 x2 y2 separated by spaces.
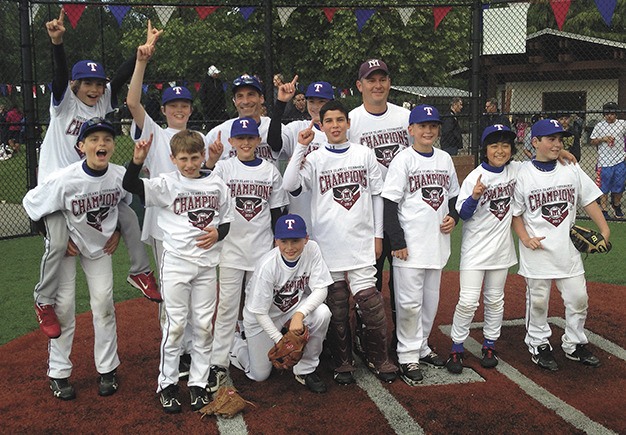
1 221 624 346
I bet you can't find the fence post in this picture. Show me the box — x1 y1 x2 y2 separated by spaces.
264 0 274 115
469 0 482 165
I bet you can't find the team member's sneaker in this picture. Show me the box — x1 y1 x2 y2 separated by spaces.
400 362 423 386
367 361 398 383
190 386 210 411
419 352 446 368
295 371 327 393
446 352 464 374
127 271 162 302
98 370 119 396
35 303 61 339
613 205 624 219
159 384 182 414
480 347 499 368
179 353 191 380
532 343 559 371
207 365 228 393
49 377 76 400
565 344 601 367
333 370 355 385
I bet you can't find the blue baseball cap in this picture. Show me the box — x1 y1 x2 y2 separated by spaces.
161 86 193 105
531 119 573 138
481 124 517 145
77 117 115 143
275 214 307 239
71 60 107 81
232 74 263 94
305 81 334 100
231 117 260 137
409 105 441 125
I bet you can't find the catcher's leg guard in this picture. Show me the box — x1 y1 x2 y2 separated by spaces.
354 287 398 376
326 281 354 372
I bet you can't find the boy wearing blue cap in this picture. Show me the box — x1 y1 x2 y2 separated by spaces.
23 118 130 400
512 119 609 372
33 10 160 340
229 214 332 393
382 104 460 385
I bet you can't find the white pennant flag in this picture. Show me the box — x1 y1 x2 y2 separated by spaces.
40 84 46 94
397 7 414 26
277 7 296 27
154 5 176 27
16 85 22 93
169 81 176 88
30 3 41 26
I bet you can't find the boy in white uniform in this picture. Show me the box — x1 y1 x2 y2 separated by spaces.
512 119 609 371
23 119 129 400
382 105 460 385
123 130 233 413
230 214 332 393
282 100 398 385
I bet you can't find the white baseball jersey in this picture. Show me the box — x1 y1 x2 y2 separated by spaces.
142 170 233 267
382 147 460 269
348 103 411 179
456 162 520 270
512 162 602 279
38 85 114 182
214 158 289 270
296 144 384 271
590 119 626 167
206 117 287 168
243 240 333 338
23 161 130 259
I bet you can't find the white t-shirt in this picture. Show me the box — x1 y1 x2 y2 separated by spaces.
590 119 626 167
512 162 601 279
38 85 114 182
456 162 519 270
382 147 460 269
23 161 130 259
214 158 289 270
348 103 411 179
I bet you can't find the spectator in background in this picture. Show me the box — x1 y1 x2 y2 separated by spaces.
480 98 510 133
6 104 23 154
199 65 227 130
440 97 463 155
284 91 310 121
557 112 581 161
0 104 7 146
522 114 543 160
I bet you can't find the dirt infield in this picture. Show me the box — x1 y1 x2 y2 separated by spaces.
1 272 624 434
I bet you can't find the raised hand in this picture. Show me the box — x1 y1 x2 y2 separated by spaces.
471 174 486 200
46 8 66 44
277 75 299 103
207 131 224 168
298 120 315 147
145 19 163 47
133 133 153 165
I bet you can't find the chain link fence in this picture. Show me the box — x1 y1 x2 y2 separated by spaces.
1 0 625 238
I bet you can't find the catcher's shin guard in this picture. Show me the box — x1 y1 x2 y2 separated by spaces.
325 281 354 372
354 287 398 374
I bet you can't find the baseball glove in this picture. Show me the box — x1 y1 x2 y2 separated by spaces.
570 225 612 254
198 386 254 419
268 325 310 370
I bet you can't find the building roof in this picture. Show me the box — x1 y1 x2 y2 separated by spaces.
528 28 626 51
391 85 470 98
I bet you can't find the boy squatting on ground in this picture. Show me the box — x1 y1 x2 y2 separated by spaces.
122 130 233 414
282 100 398 385
204 117 289 393
229 214 332 393
23 118 129 401
382 104 460 385
512 119 609 371
34 10 160 340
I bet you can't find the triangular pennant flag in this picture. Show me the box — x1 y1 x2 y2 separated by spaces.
63 4 86 29
355 9 376 32
29 3 41 27
40 84 46 94
168 81 176 88
433 6 452 30
594 0 616 26
47 82 52 92
194 82 201 92
196 6 219 21
397 7 414 26
0 84 6 96
323 8 337 22
142 84 148 95
6 84 12 95
33 85 37 98
278 7 297 26
154 5 176 27
155 83 163 91
239 7 255 21
550 0 571 30
109 5 131 28
15 85 21 93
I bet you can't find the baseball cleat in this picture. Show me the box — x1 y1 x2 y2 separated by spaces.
160 384 182 414
98 370 118 396
207 365 228 393
566 344 601 367
49 377 76 400
419 351 446 368
480 347 499 368
532 343 559 371
446 352 464 374
295 371 327 394
190 386 210 411
35 303 61 339
400 362 423 386
333 370 355 385
127 271 162 302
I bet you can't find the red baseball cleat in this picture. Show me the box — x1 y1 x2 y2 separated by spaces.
127 271 162 302
35 303 61 339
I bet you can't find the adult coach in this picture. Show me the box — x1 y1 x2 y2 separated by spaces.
479 98 511 133
440 97 463 155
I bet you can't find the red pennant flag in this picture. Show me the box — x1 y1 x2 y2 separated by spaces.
433 6 452 30
194 82 201 92
155 83 163 91
64 4 87 29
323 7 337 22
550 0 571 30
195 6 219 20
7 84 12 95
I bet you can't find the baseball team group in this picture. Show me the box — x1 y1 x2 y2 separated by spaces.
21 9 621 415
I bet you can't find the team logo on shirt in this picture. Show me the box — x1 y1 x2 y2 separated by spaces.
273 275 309 312
319 168 368 211
422 186 444 211
373 145 400 168
359 129 409 168
528 186 575 227
541 203 569 226
188 209 215 230
236 196 263 221
489 197 511 221
86 207 110 232
333 184 361 210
